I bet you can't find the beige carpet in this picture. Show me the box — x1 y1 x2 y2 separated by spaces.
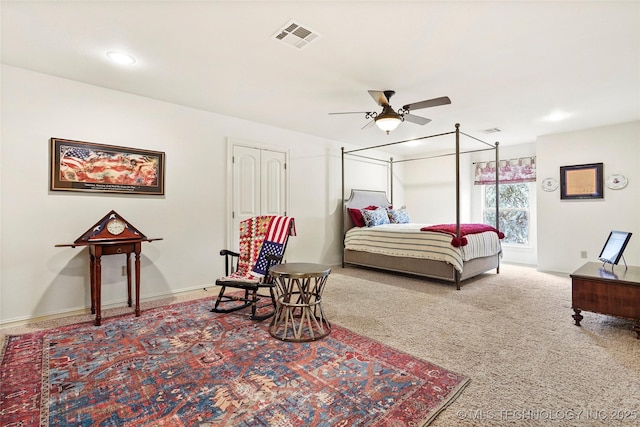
322 263 640 426
3 263 639 425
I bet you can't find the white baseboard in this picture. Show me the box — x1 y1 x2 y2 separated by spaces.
0 284 220 329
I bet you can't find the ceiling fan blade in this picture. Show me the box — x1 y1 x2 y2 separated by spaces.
368 90 390 106
402 96 451 111
403 114 431 125
361 120 376 130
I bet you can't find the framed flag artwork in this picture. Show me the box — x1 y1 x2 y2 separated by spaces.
50 138 165 195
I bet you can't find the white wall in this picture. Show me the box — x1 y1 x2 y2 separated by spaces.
403 138 538 266
402 122 640 272
404 153 468 224
2 65 638 323
0 65 373 323
537 121 640 273
402 133 476 225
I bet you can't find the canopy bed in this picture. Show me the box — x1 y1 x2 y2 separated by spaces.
341 124 502 290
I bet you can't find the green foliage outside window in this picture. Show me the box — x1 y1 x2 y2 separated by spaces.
484 183 530 245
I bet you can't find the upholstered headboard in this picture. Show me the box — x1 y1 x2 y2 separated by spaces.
343 189 392 232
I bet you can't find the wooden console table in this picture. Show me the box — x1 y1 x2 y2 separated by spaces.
56 237 162 326
56 238 162 326
570 262 640 338
56 210 162 326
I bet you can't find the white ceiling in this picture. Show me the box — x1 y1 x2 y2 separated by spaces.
2 1 639 155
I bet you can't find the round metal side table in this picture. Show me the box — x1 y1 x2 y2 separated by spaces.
268 263 332 342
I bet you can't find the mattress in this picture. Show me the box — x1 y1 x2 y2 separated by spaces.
344 223 502 273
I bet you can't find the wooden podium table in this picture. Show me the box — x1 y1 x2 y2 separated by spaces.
56 238 162 326
570 262 640 338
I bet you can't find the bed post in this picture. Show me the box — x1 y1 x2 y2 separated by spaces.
455 124 461 290
494 141 500 274
455 123 461 243
341 147 345 268
494 142 500 230
389 157 394 207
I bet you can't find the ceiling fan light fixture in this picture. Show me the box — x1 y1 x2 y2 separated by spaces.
375 116 402 134
375 105 403 134
375 110 404 134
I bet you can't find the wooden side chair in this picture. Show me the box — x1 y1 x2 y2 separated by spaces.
211 216 295 321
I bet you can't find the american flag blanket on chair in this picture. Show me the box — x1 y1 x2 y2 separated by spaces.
219 216 296 283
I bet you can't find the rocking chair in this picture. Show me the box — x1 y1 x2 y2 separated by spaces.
212 215 295 321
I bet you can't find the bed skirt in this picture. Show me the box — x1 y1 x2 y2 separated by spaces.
343 249 500 288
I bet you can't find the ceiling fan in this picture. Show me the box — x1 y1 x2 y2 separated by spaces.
329 90 451 134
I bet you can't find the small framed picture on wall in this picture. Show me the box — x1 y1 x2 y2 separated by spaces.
559 162 603 200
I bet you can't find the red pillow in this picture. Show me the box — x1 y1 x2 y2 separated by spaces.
348 205 378 227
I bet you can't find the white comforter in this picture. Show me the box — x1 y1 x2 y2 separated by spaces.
344 223 502 273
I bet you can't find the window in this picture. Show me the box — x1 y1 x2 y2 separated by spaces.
475 156 535 246
483 183 530 245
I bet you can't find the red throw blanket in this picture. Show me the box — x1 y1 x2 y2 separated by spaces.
420 223 505 247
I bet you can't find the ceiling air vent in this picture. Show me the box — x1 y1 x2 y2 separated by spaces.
481 127 501 134
273 20 320 49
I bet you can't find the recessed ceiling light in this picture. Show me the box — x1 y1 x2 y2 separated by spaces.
542 111 571 122
106 51 136 65
403 139 423 147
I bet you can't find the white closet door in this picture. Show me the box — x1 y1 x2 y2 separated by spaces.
232 145 287 250
233 145 261 224
260 149 287 215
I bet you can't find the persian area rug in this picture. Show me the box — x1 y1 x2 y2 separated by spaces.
1 297 469 426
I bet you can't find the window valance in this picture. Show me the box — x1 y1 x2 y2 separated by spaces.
474 156 536 185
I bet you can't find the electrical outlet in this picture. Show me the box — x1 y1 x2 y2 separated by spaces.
122 266 127 276
580 251 587 259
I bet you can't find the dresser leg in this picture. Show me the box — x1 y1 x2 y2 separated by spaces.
633 322 640 339
572 308 583 326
